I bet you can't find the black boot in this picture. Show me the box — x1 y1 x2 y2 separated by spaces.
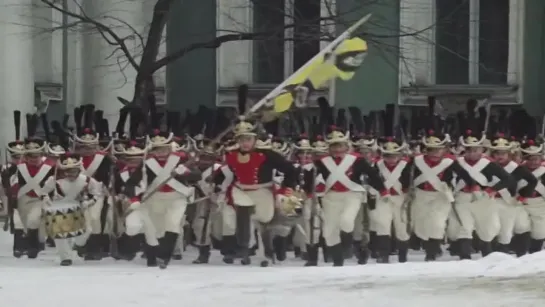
409 233 422 251
60 259 72 266
304 244 318 266
529 238 544 254
375 235 391 263
397 240 409 263
495 243 510 254
480 240 493 257
26 229 40 259
457 238 473 260
221 236 237 264
369 231 377 258
101 234 111 257
146 244 158 267
340 232 353 259
293 246 302 258
273 236 287 261
353 240 369 265
331 244 344 267
320 236 330 262
423 239 442 261
157 232 178 269
84 235 103 260
234 206 252 265
119 234 140 261
471 232 480 253
192 246 211 264
13 229 26 258
390 236 398 255
46 237 56 248
448 240 460 256
513 232 531 257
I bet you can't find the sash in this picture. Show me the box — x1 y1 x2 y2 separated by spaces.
322 155 364 192
17 163 53 198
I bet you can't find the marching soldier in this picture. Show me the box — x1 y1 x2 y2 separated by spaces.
449 126 512 259
40 153 102 266
314 125 387 266
410 128 474 261
14 113 55 259
488 133 536 256
3 111 26 257
71 105 112 259
191 140 223 264
212 138 237 263
219 116 296 266
125 127 201 269
519 137 545 253
371 137 412 263
290 134 321 266
117 138 158 265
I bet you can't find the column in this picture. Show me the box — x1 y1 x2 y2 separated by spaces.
81 0 147 128
0 0 36 150
65 0 84 112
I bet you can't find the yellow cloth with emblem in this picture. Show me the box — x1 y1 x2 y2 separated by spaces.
273 37 368 113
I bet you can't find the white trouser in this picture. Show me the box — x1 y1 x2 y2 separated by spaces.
55 238 73 261
411 190 451 240
232 187 278 259
86 197 105 235
173 219 186 256
145 191 188 237
222 204 236 236
302 198 322 245
370 194 410 241
210 209 223 241
74 205 94 247
12 209 24 229
125 206 159 246
17 196 43 230
497 198 531 244
353 202 369 244
447 192 500 242
231 187 276 245
524 197 545 240
192 201 213 246
102 196 114 234
321 191 363 246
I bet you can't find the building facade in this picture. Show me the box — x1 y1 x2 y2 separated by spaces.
168 0 545 115
1 0 544 149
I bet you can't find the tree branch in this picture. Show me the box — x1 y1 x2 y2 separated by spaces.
40 0 140 70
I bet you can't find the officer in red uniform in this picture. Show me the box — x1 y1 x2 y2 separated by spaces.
221 117 296 266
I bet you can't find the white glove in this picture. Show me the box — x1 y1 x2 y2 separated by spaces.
81 199 95 209
42 196 53 208
380 194 392 203
128 201 141 211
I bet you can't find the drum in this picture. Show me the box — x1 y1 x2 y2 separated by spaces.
43 201 86 239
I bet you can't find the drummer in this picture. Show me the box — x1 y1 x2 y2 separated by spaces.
40 153 102 266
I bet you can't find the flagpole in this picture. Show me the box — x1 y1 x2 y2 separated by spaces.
248 13 372 114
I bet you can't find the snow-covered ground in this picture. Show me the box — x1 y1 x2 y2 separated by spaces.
1 232 545 307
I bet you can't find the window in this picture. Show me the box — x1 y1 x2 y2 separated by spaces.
435 0 510 85
293 0 321 71
253 0 285 84
253 0 322 84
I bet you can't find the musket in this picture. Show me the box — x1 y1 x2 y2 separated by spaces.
309 165 319 246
